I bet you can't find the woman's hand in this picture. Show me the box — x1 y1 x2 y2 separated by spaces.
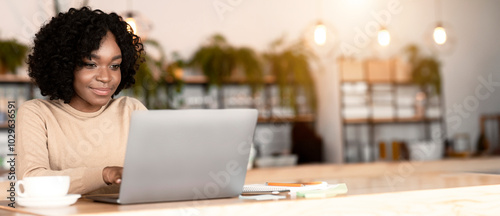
102 166 123 185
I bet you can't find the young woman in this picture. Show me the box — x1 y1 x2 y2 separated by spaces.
17 7 146 194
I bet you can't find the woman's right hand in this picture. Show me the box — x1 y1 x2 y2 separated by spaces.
102 166 123 185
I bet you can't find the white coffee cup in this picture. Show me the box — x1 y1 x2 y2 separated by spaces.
15 176 70 198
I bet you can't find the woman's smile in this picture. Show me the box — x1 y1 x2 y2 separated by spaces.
90 87 114 96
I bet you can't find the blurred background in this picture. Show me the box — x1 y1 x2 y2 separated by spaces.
0 0 499 167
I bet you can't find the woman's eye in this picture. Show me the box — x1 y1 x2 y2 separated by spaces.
84 63 96 68
110 64 121 70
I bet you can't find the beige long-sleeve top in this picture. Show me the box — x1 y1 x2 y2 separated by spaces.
16 96 147 194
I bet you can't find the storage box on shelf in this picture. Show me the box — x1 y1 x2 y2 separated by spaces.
338 58 445 163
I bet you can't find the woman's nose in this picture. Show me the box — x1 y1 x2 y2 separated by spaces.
96 67 111 82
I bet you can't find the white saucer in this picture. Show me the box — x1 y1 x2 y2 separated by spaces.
17 194 81 208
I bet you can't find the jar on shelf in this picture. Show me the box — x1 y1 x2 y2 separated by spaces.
378 141 387 160
415 91 426 118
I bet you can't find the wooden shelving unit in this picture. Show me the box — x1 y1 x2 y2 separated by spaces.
0 74 34 129
0 74 32 83
338 58 445 163
164 74 315 123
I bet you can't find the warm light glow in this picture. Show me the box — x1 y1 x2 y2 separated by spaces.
377 29 390 46
125 17 137 34
433 26 447 45
314 23 327 46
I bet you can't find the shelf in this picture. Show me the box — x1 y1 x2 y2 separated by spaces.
368 81 414 85
343 118 372 124
481 114 500 120
0 74 32 83
164 75 208 84
0 123 10 129
165 75 277 85
179 75 207 84
341 80 415 85
343 117 442 124
258 114 314 123
341 104 369 107
340 80 366 83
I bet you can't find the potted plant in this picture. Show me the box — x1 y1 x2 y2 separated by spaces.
163 52 185 108
405 44 441 96
263 37 321 165
0 39 28 75
133 39 183 109
233 47 264 95
189 34 264 94
263 37 317 115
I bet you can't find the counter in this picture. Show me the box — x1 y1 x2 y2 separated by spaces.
1 157 500 215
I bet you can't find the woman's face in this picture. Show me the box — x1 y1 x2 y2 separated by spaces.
70 31 122 112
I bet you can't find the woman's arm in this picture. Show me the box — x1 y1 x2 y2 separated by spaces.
16 101 109 194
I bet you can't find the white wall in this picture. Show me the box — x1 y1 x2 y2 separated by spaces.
1 0 499 163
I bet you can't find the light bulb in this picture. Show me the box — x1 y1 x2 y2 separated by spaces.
314 23 327 46
433 26 447 45
377 29 390 46
125 17 137 34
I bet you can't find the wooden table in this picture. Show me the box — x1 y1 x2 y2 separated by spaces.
2 157 500 215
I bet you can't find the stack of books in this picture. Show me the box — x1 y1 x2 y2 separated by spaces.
240 181 348 200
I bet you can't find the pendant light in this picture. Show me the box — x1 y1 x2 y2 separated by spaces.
433 0 447 45
314 21 327 46
426 0 455 54
433 23 447 45
122 0 152 38
304 0 336 56
124 0 137 33
125 12 138 34
377 27 391 46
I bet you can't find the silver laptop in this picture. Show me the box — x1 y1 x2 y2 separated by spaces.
87 109 258 204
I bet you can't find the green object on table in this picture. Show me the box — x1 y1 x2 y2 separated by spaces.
296 183 348 198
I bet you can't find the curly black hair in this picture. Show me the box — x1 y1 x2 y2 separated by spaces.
28 7 144 103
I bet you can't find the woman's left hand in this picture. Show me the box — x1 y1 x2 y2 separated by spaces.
102 166 123 185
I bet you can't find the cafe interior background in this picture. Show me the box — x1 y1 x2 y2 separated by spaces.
0 0 499 168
